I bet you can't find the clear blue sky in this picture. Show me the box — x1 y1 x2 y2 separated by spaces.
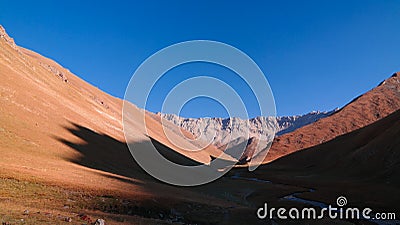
1 0 399 117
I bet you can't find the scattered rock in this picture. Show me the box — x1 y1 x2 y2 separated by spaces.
79 214 92 223
64 217 72 222
93 96 109 109
39 62 68 83
94 218 105 225
23 209 29 215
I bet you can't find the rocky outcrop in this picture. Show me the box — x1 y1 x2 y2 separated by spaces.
160 110 335 160
0 25 17 49
161 114 276 144
276 109 338 135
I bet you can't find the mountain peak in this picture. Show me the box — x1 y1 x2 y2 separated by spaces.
0 25 17 48
0 25 5 33
264 72 400 163
378 71 400 87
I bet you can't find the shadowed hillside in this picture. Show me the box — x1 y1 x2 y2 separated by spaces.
1 23 399 225
262 72 400 163
245 109 400 213
0 25 246 225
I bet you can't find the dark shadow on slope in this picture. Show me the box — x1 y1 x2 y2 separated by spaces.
55 122 235 183
231 110 400 213
262 109 400 183
55 123 262 224
55 122 205 182
222 137 248 161
55 122 143 180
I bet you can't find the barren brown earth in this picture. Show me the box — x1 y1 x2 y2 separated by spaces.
0 26 246 224
242 109 400 215
1 24 399 225
1 25 302 225
262 72 400 163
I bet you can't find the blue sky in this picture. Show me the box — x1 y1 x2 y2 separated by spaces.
1 0 399 117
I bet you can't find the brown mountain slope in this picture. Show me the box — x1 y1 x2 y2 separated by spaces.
266 109 400 182
0 26 250 224
0 24 232 176
2 25 399 224
248 109 400 211
262 72 400 162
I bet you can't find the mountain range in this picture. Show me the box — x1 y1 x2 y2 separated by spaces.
159 109 338 162
1 25 399 224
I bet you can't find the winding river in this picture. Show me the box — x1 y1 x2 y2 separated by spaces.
230 173 399 225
